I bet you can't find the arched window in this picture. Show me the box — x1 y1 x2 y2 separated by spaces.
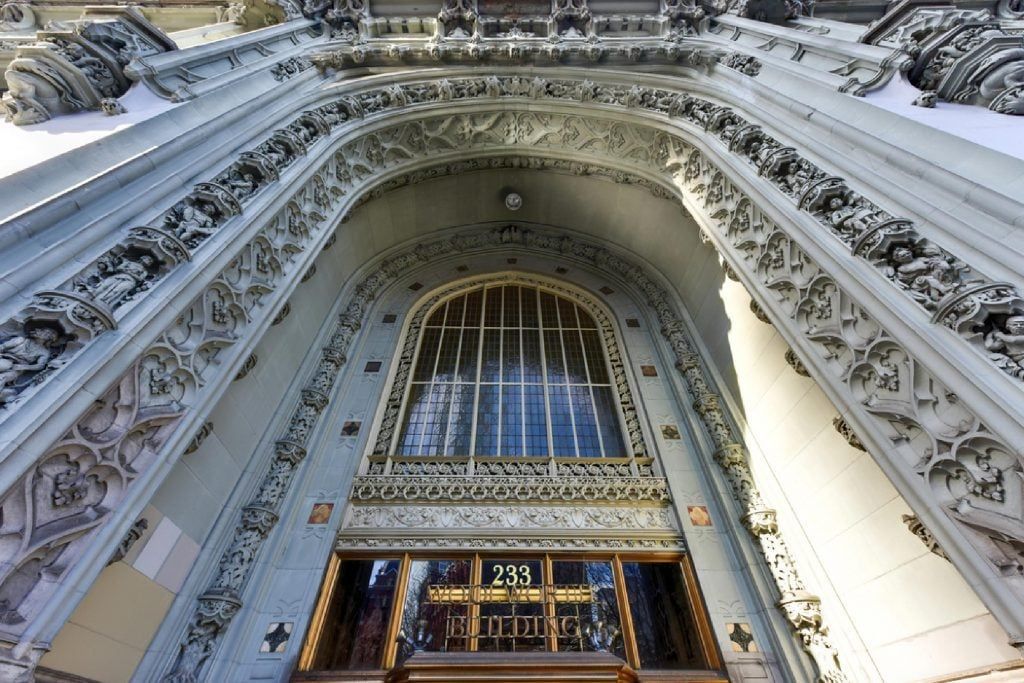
393 283 628 458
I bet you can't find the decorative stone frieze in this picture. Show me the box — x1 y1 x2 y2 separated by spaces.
831 417 865 451
336 534 688 552
1 7 176 124
785 348 809 376
862 2 1024 115
185 422 214 455
349 475 670 505
107 518 149 566
345 505 677 532
271 56 313 81
903 513 950 561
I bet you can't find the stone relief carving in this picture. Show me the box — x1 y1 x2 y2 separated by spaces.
3 70 1021 676
903 513 949 561
271 56 312 81
234 353 258 381
185 422 214 455
346 505 677 532
336 535 687 552
862 3 1024 115
349 475 670 504
1 7 176 125
107 518 149 566
0 146 340 645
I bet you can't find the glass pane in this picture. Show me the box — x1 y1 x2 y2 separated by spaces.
580 330 609 384
503 285 520 327
484 287 502 327
551 561 624 658
577 307 598 329
480 329 501 383
540 292 559 328
543 330 566 384
622 562 706 669
426 304 446 327
397 559 472 663
594 386 627 456
446 383 474 455
474 384 499 455
478 558 545 653
312 559 401 670
524 384 547 456
420 385 452 456
412 328 441 382
500 384 522 456
456 329 480 382
562 330 588 384
557 298 578 328
398 383 427 455
521 328 542 384
548 384 575 456
571 386 601 457
445 295 465 326
502 329 520 383
463 289 482 326
520 288 538 328
434 329 460 382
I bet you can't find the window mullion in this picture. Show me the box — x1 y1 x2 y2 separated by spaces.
419 302 449 455
469 288 485 456
537 289 555 458
496 286 504 457
555 296 581 458
442 298 467 456
519 288 527 458
575 307 607 459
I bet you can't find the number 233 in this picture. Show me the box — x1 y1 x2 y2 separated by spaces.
491 564 532 585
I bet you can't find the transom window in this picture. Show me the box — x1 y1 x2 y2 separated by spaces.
395 284 627 458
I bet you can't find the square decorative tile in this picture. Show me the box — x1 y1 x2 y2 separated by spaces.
364 361 382 372
382 314 397 324
307 503 334 525
259 622 293 654
341 421 361 436
555 266 568 274
728 623 757 653
625 318 640 328
506 258 518 264
456 265 469 272
687 505 713 527
660 424 681 440
408 282 423 291
599 286 614 295
641 365 658 377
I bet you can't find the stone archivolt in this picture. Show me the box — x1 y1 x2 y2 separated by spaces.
0 70 1020 680
157 223 847 682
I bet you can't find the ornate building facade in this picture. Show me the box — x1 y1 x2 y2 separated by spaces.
1 0 1024 681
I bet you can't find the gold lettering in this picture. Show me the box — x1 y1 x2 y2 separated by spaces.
447 616 467 639
560 616 579 638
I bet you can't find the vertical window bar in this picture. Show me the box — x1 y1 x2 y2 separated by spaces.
553 294 581 458
574 303 607 458
416 301 448 453
442 295 468 455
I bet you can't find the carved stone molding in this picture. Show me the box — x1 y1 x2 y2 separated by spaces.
344 504 678 532
234 354 258 381
335 534 688 552
107 518 149 566
184 422 214 455
785 348 809 377
831 417 865 452
349 475 671 505
1 7 176 125
903 513 950 561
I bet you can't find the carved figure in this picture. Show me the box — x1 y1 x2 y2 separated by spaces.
79 253 157 308
887 244 965 307
100 97 126 115
0 326 63 406
985 315 1024 378
167 200 217 245
225 171 257 201
913 90 937 107
824 196 882 240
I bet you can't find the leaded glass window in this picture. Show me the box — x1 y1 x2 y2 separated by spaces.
395 284 627 457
